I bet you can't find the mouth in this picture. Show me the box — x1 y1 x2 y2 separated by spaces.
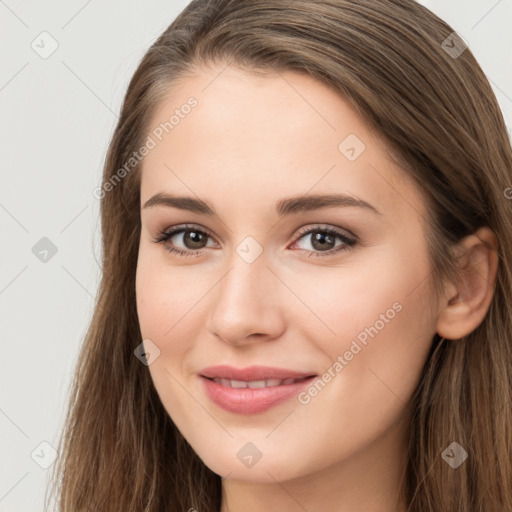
199 365 318 414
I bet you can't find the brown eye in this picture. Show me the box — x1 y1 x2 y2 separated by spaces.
153 224 217 257
291 226 357 257
309 230 337 251
178 229 208 249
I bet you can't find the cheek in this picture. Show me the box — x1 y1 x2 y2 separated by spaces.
135 258 203 420
135 250 214 411
313 248 435 426
136 266 169 344
135 248 205 344
304 242 435 396
301 246 432 350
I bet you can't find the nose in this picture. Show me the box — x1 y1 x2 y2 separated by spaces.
206 252 286 347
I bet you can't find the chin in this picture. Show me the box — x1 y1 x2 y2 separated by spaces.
190 439 315 483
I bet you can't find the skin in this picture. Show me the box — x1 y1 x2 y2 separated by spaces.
135 64 498 512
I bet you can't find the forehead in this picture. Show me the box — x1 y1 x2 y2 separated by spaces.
139 65 425 223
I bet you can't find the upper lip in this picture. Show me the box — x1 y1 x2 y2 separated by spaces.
199 365 317 381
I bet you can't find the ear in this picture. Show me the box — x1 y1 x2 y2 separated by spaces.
436 227 499 340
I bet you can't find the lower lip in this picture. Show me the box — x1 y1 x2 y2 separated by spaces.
200 376 317 414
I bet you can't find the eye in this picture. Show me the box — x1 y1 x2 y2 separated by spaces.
290 225 357 257
152 224 357 258
152 224 217 257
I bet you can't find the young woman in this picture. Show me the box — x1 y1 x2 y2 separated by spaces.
48 1 512 510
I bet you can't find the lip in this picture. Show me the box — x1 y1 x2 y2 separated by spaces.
199 365 318 414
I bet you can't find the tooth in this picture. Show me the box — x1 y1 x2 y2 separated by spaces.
212 377 301 388
231 379 248 388
247 380 266 389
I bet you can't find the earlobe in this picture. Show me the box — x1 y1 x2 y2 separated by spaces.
436 227 499 340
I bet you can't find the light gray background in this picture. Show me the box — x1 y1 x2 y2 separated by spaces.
1 1 511 510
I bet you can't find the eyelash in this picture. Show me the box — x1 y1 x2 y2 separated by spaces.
152 223 357 258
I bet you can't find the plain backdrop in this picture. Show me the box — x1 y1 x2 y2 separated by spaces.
1 0 511 510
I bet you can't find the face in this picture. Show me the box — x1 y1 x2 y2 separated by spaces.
135 64 439 483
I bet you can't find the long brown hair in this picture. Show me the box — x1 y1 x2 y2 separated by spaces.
47 1 512 510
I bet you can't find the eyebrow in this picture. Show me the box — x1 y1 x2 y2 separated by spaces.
142 192 382 216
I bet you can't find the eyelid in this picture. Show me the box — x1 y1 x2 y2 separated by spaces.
154 223 217 244
155 223 355 242
293 223 357 242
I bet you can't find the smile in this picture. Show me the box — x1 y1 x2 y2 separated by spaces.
199 366 318 414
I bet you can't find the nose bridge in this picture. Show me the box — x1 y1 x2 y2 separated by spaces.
218 232 270 307
207 246 283 344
